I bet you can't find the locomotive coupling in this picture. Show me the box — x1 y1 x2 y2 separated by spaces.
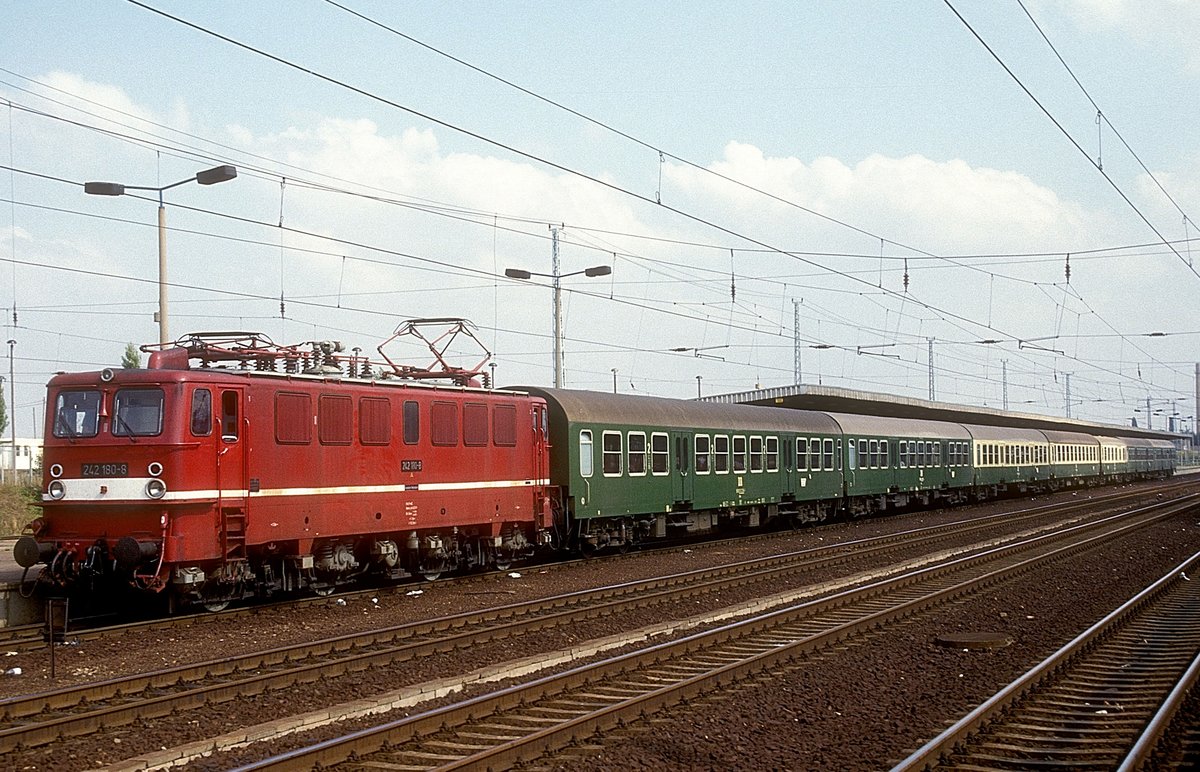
13 536 54 568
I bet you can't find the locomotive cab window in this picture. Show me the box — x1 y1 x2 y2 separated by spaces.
53 389 101 438
190 388 212 436
112 388 165 437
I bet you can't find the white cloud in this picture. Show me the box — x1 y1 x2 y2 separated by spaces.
664 141 1088 253
1047 0 1200 69
37 71 161 126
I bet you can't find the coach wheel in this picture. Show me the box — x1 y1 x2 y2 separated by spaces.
202 599 230 613
420 569 442 581
312 585 336 597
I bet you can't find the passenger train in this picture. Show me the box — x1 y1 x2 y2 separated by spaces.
15 328 1177 610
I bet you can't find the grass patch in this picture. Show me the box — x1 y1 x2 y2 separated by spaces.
0 482 39 538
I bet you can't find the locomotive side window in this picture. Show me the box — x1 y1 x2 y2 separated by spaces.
319 395 353 445
628 432 647 475
112 388 165 437
431 401 459 446
579 430 594 477
221 391 239 441
493 404 517 447
190 389 212 436
275 392 311 444
359 397 391 445
602 431 622 475
463 402 488 446
53 389 101 438
694 434 711 474
403 400 420 445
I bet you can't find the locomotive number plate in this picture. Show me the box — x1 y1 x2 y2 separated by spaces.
401 460 423 472
82 462 129 477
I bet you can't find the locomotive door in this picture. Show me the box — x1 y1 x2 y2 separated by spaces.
215 387 249 562
672 431 693 505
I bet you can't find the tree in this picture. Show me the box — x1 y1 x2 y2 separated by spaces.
0 386 7 438
121 342 141 369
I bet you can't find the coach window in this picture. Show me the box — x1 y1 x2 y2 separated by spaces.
652 433 670 475
715 435 730 474
898 440 907 468
766 436 779 472
190 388 212 436
867 439 877 469
628 432 647 476
221 391 239 441
882 440 890 469
579 430 594 477
695 434 711 474
934 442 942 466
797 438 809 471
732 436 747 473
858 439 869 469
403 400 420 445
603 431 622 476
822 438 834 471
750 436 764 472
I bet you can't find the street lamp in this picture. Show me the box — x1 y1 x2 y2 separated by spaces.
505 262 611 388
6 340 13 479
85 164 237 345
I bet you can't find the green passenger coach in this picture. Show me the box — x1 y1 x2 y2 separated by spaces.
523 387 843 551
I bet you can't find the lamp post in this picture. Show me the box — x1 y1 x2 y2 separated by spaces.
505 262 611 388
85 164 238 346
6 340 13 479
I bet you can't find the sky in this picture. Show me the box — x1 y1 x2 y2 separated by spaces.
3 0 1200 441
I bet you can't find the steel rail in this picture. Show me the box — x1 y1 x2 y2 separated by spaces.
1118 649 1200 771
893 549 1200 771
227 496 1199 770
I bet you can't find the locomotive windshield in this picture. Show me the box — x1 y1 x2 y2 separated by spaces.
112 388 165 437
53 389 101 438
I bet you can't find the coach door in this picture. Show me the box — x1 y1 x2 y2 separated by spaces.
672 431 693 505
215 387 248 562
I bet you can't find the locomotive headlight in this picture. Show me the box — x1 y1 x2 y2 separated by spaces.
145 478 167 499
49 464 63 478
48 480 66 500
147 461 163 477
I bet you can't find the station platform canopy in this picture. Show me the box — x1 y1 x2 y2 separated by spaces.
698 383 1180 441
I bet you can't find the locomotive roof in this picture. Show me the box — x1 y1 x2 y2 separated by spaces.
517 387 841 433
824 412 972 439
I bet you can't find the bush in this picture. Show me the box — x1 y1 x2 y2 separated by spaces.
0 482 39 538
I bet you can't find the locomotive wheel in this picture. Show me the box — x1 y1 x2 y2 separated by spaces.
202 599 230 613
420 570 442 581
312 585 336 597
493 559 512 572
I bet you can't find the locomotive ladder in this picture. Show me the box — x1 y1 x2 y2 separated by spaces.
220 507 247 561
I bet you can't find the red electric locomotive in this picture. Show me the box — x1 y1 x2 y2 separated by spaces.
16 324 552 610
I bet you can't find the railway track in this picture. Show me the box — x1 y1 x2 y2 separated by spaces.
1 487 1186 758
893 549 1200 771
2 477 1188 655
221 494 1199 770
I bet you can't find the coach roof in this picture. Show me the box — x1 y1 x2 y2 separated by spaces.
518 387 842 434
